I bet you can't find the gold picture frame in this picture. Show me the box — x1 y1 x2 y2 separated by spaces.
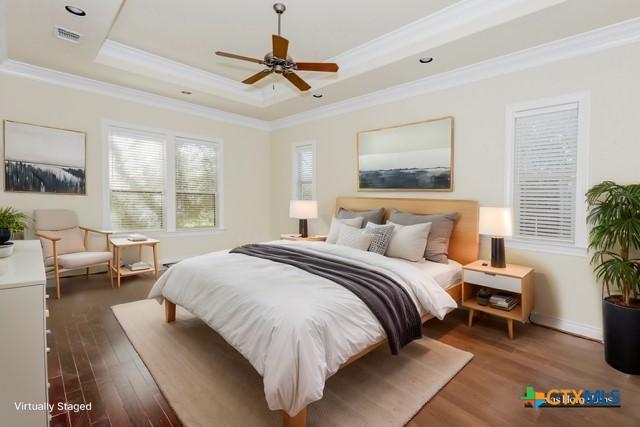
3 120 87 195
356 116 454 192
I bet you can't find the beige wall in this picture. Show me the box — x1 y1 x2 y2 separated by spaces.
270 44 640 337
0 73 271 262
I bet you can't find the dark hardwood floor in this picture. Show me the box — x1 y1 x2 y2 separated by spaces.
46 273 639 427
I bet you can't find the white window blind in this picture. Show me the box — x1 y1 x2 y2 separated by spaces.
512 103 579 243
294 144 314 200
109 127 165 230
175 138 218 229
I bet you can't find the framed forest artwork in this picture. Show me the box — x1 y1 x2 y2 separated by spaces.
3 120 86 194
357 116 454 191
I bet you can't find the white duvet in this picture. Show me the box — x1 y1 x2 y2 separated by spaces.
148 241 457 415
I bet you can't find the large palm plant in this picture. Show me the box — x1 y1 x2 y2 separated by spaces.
586 181 640 306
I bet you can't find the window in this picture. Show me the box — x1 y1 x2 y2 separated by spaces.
105 123 222 233
505 93 589 254
292 142 315 200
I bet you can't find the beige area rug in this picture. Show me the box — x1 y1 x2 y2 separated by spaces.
112 300 473 427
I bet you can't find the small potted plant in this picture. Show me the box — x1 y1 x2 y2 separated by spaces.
0 207 29 257
586 181 640 374
476 288 492 306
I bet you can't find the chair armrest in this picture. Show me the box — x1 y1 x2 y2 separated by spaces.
79 226 113 236
34 231 61 242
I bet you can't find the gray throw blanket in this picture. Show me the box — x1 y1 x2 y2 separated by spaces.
229 244 422 354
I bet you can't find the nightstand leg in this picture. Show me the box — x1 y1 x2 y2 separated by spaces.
507 319 514 339
468 309 474 327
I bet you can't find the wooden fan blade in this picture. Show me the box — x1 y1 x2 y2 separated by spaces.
283 72 311 91
242 69 273 84
272 35 289 59
295 62 339 72
215 51 264 64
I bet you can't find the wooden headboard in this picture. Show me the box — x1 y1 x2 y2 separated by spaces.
335 197 479 265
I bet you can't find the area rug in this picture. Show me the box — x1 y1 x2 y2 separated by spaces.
112 300 473 427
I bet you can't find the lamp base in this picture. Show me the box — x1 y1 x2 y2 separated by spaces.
490 237 506 268
298 219 308 238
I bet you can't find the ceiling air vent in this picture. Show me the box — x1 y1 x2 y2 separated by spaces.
55 27 81 43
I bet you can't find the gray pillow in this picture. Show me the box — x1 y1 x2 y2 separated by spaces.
337 207 384 227
388 208 458 264
364 223 394 255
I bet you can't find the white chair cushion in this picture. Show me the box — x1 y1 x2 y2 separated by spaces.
57 252 112 269
38 227 85 258
34 209 79 231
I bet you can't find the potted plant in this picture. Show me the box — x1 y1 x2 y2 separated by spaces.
586 181 640 374
0 207 29 245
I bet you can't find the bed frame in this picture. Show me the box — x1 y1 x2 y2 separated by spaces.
163 197 479 427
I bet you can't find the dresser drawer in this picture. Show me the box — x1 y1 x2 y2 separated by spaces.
464 269 522 293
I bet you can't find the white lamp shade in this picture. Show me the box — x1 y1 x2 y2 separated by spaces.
479 207 513 237
289 200 318 219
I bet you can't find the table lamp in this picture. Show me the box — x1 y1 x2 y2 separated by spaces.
289 200 318 238
479 207 513 268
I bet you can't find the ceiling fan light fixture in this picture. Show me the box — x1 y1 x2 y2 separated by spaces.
65 5 86 16
419 57 434 64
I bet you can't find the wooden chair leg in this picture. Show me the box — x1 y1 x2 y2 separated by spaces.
164 300 176 323
107 261 113 287
283 408 307 427
467 309 474 327
52 241 61 299
507 319 514 339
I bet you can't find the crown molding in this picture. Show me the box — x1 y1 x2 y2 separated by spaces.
1 17 639 133
96 40 265 107
271 17 640 130
0 59 271 131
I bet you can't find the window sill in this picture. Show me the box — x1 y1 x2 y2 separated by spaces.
112 228 226 239
481 235 587 257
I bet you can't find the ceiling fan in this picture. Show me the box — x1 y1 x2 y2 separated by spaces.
215 3 339 92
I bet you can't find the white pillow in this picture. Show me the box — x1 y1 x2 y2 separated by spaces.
386 221 432 262
326 216 364 243
336 225 374 251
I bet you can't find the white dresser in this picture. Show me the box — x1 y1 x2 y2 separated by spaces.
0 240 49 426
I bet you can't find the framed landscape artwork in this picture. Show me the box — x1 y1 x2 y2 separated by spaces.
4 120 86 194
357 116 454 191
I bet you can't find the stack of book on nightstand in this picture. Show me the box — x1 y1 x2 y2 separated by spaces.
489 293 520 311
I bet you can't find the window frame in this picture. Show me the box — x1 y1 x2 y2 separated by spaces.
504 92 590 256
102 120 224 236
291 141 317 201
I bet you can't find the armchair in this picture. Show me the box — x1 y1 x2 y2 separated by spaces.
34 209 113 298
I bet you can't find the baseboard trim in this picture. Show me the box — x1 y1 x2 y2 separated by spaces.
530 312 603 342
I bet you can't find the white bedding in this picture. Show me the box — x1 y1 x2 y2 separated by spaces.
148 240 457 415
411 259 462 289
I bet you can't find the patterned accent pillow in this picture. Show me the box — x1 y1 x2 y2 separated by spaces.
364 223 395 255
336 225 374 251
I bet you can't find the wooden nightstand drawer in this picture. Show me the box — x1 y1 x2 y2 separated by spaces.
464 269 522 293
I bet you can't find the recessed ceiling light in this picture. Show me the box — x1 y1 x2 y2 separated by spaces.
65 5 86 16
419 57 434 64
181 90 192 95
312 94 323 98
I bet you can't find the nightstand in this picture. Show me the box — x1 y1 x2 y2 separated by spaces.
280 234 327 242
462 260 534 339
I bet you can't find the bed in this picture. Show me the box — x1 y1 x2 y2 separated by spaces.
148 197 479 427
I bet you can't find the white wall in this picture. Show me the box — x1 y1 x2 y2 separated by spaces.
270 43 640 338
0 73 272 262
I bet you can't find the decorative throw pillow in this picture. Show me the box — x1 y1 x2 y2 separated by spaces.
326 216 364 243
364 223 394 255
336 225 375 251
337 207 385 227
385 221 432 262
389 209 457 264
